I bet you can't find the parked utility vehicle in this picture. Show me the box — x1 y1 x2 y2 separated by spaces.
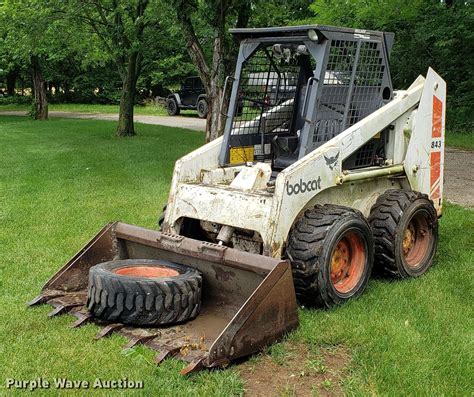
167 76 208 118
31 25 445 374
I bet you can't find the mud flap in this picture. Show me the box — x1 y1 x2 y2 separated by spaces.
29 222 298 373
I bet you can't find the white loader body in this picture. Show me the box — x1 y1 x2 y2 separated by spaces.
163 68 446 258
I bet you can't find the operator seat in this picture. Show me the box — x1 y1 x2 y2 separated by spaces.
271 53 314 171
272 134 299 170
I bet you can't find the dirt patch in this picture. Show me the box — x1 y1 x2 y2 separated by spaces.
238 342 350 396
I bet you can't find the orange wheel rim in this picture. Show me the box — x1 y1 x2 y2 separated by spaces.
114 266 179 278
403 213 431 268
330 231 366 294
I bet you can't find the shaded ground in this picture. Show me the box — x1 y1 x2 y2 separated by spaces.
238 342 350 396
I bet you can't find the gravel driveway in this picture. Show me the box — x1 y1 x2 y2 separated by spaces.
1 110 472 208
444 148 473 208
0 110 207 131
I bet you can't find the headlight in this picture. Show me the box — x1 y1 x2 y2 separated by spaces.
307 29 319 42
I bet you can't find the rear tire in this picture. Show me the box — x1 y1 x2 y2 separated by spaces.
87 259 202 325
286 205 374 308
369 189 438 278
167 98 180 116
197 98 208 118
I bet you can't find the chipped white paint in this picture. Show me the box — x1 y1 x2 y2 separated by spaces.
163 70 446 257
230 162 271 191
403 68 446 215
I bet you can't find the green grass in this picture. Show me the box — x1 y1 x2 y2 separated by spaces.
0 101 471 150
446 130 473 151
0 102 169 116
0 116 473 395
292 202 474 395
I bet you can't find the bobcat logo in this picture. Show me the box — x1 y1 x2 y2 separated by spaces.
324 151 340 170
286 176 321 196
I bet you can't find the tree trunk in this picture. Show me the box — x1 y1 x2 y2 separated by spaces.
6 69 18 96
206 28 227 142
116 52 138 137
31 56 48 120
175 1 248 142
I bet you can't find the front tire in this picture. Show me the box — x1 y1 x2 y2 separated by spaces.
369 189 438 278
286 205 374 308
196 98 208 118
167 98 180 116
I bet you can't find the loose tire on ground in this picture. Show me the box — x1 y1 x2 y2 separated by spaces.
167 98 180 116
197 98 208 118
87 259 202 325
286 204 374 308
369 189 438 278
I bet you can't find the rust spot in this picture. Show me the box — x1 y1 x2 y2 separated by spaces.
212 265 236 282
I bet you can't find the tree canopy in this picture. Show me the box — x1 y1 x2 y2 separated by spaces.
0 0 471 132
310 0 474 128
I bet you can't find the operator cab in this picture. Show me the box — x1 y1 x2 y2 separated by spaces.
218 25 394 172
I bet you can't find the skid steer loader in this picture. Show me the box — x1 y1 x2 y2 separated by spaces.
30 25 446 373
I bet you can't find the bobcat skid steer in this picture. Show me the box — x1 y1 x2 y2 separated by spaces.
30 25 446 374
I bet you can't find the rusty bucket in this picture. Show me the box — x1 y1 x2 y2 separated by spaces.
29 222 298 374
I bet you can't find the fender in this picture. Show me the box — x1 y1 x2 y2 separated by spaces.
196 94 207 106
168 93 182 106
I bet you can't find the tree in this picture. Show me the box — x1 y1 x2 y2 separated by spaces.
0 0 99 119
0 1 55 119
170 0 251 142
63 0 159 136
309 0 474 129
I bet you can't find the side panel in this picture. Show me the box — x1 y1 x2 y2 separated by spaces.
305 177 406 218
164 137 223 231
267 78 425 257
170 184 274 242
403 68 446 215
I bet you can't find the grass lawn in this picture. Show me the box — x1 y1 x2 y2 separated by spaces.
446 130 474 151
0 102 176 116
0 116 472 396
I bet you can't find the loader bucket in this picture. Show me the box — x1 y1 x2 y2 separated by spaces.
29 222 298 374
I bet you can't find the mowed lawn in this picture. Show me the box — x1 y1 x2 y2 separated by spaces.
0 103 201 117
0 116 472 396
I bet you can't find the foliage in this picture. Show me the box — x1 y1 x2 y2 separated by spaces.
0 0 472 129
0 0 87 67
445 130 474 151
310 0 474 129
0 95 31 105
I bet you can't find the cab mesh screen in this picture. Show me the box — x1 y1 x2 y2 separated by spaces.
229 45 301 161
